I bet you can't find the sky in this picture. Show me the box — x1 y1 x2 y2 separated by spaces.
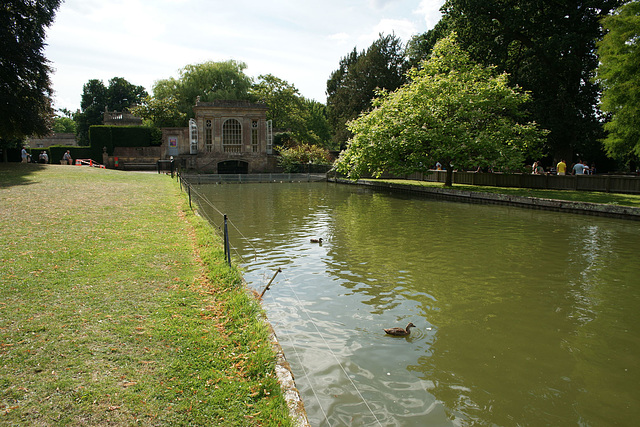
44 0 446 112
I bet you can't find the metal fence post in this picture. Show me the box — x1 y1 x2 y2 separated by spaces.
223 214 231 266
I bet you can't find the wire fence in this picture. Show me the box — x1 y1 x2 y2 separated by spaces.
175 171 384 426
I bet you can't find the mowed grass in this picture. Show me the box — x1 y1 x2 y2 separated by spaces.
0 164 292 426
375 178 640 207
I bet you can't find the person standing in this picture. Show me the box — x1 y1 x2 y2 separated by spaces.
556 159 566 175
572 160 588 175
21 147 28 163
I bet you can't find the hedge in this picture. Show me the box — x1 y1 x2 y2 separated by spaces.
90 126 162 157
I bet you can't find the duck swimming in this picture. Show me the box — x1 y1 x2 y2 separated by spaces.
384 322 416 336
310 238 323 243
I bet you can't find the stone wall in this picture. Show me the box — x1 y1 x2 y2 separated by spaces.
27 133 77 148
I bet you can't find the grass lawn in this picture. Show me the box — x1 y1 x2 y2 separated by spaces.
0 164 292 426
374 178 640 208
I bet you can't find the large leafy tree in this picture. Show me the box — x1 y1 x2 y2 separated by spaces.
130 96 186 128
595 0 640 165
326 33 406 150
74 77 147 145
153 60 253 121
250 74 308 139
302 98 332 149
335 33 545 186
438 0 623 163
250 74 332 147
1 0 61 147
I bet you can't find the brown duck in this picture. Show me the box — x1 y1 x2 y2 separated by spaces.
310 238 323 243
384 322 416 336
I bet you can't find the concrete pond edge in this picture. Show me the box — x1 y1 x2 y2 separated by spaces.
333 178 640 221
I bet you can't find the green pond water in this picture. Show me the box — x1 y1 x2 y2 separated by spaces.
194 182 640 426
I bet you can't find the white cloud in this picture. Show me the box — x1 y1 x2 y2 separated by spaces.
44 0 447 110
372 18 419 41
414 0 446 30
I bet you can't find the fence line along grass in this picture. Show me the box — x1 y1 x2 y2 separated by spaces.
0 164 292 426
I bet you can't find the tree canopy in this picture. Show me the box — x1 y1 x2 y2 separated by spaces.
326 33 406 150
130 96 186 128
429 0 623 163
75 77 148 145
251 74 307 137
595 0 640 164
250 74 332 147
0 0 61 141
335 33 545 185
153 60 253 122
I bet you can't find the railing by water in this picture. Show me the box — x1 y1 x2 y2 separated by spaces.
180 173 328 185
404 170 640 194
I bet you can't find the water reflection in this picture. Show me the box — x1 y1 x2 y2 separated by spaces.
195 182 640 426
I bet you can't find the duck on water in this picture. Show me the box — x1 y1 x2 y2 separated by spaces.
384 322 416 336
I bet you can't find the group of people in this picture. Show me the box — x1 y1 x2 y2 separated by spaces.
532 159 595 175
20 147 73 165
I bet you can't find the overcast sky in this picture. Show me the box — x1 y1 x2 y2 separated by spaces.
44 0 445 112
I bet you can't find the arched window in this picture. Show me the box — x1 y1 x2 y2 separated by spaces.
223 119 242 152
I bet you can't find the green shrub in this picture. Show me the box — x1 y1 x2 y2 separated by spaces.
90 126 161 157
278 143 331 172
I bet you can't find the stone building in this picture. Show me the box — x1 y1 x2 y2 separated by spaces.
26 132 77 148
103 109 143 126
161 100 277 173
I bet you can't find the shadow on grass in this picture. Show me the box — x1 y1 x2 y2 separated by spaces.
0 163 50 188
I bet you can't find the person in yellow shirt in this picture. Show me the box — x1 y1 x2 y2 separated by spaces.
557 159 567 175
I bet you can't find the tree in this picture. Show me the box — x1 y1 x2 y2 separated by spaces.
75 79 106 145
334 33 546 186
405 18 452 71
130 96 186 128
302 98 332 149
75 77 147 145
326 33 407 150
595 0 640 165
105 77 147 112
251 74 307 137
251 74 334 148
153 60 254 121
1 0 61 143
278 143 331 172
52 116 76 133
438 0 623 163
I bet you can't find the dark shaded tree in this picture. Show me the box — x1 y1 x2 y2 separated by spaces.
438 0 623 164
0 0 61 152
326 33 406 150
75 77 147 145
405 17 452 71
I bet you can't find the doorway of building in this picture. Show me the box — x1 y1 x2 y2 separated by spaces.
217 160 249 174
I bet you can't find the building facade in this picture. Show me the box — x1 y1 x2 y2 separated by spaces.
26 132 77 148
161 100 277 173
